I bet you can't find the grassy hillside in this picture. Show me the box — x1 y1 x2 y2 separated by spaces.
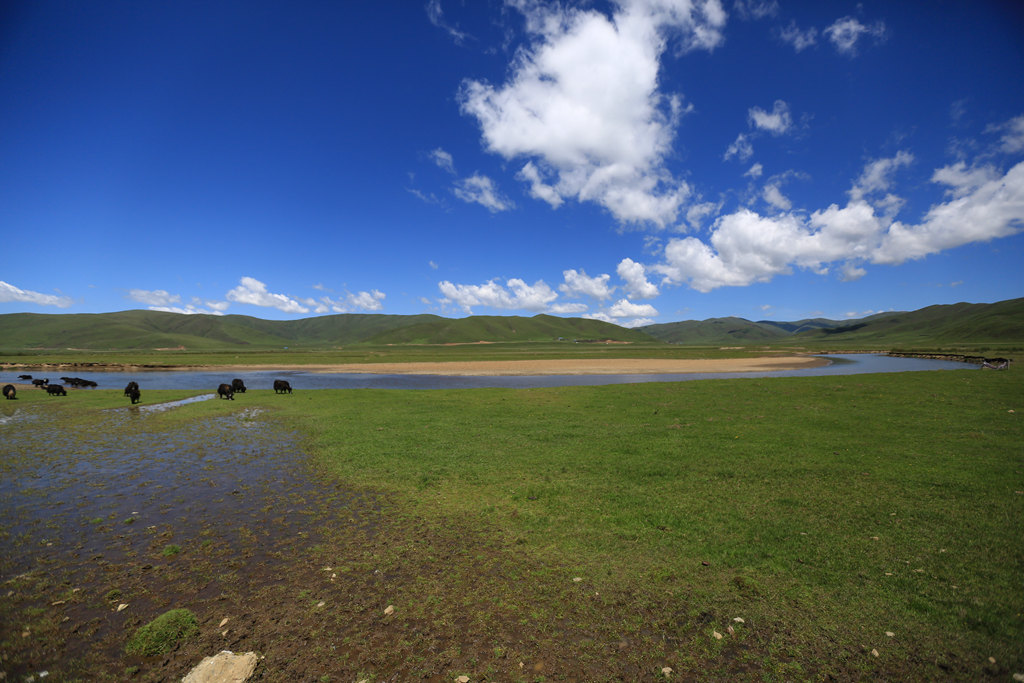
796 298 1024 347
642 317 790 344
366 313 653 344
0 310 649 351
642 297 1024 349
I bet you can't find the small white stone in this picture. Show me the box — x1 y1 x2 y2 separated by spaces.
116 603 128 612
383 604 394 616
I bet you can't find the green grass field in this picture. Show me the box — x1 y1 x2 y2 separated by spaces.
5 366 1021 679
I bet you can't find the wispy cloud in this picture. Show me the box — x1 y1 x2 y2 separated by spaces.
825 16 886 55
0 280 72 308
453 174 514 212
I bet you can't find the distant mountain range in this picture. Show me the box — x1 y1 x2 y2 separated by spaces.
0 298 1020 350
642 298 1024 346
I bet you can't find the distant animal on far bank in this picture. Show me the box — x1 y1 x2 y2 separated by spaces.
273 379 292 394
18 375 32 380
2 384 15 400
124 381 139 397
46 384 67 396
982 358 1010 370
217 383 234 400
231 378 247 393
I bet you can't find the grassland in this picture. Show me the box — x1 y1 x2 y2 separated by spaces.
5 365 1018 679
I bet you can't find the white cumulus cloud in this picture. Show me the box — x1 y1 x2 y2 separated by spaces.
617 257 659 299
439 278 558 314
749 100 792 135
652 155 1024 291
226 277 310 314
0 280 73 308
559 268 613 300
459 0 726 227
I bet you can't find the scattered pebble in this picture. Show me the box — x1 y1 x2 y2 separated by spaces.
885 631 895 638
1011 673 1024 682
219 618 229 627
733 617 745 623
727 625 735 635
661 666 672 677
455 676 470 683
989 657 996 664
116 603 128 612
316 601 325 608
712 630 723 640
871 649 879 657
384 604 394 616
572 577 582 582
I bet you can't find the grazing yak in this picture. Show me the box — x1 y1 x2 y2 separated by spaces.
217 383 234 400
2 384 15 400
231 378 247 394
273 379 292 394
46 384 67 396
124 381 139 397
31 378 49 388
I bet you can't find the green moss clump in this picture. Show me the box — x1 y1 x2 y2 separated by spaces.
125 608 198 656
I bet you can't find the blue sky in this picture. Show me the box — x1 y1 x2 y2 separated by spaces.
2 0 1023 326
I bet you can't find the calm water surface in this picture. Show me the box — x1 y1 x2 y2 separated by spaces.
10 354 975 391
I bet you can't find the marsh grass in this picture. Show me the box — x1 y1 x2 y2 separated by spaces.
252 369 1023 677
125 608 199 657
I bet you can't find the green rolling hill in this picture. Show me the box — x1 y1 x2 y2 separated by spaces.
0 310 652 350
0 297 1020 351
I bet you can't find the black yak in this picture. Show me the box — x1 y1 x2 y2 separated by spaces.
2 384 15 400
273 379 292 394
217 383 234 400
124 381 139 397
231 378 247 393
46 384 67 396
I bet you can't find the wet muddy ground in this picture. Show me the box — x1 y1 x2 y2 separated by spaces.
1 402 391 680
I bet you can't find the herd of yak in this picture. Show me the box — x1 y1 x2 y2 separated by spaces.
1 375 293 403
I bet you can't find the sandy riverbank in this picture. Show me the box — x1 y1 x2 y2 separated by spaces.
214 355 828 376
4 356 830 377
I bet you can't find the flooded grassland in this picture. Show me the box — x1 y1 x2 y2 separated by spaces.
0 397 384 681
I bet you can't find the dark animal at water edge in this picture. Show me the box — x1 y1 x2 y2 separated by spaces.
31 378 48 388
231 378 247 393
217 383 234 400
18 374 31 380
46 384 67 396
65 377 97 388
127 387 141 404
124 381 139 397
982 358 1010 370
273 379 292 394
2 384 15 400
